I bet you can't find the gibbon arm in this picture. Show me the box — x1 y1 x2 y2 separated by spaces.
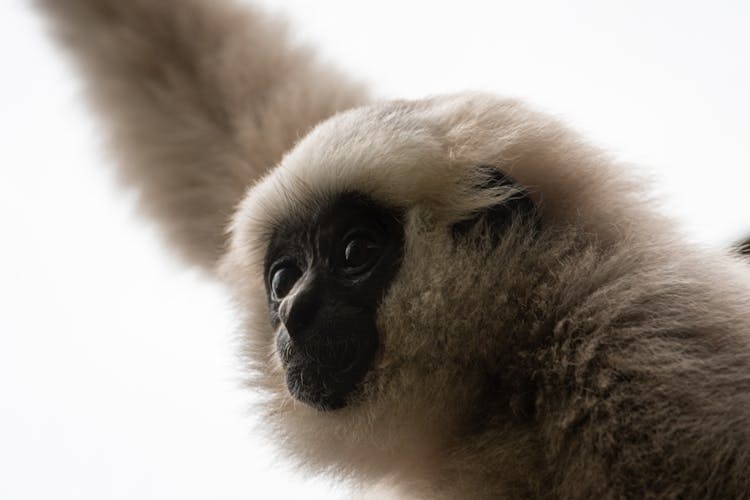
35 0 367 270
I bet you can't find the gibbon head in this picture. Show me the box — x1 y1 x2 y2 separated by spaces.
220 92 660 476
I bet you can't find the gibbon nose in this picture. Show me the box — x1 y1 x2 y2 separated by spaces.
279 288 319 341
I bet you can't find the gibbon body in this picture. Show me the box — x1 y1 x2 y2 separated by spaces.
37 1 750 498
222 95 750 498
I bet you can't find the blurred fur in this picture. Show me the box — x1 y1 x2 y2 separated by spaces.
38 1 750 498
36 0 366 268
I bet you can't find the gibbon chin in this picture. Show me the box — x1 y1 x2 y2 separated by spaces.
36 1 750 498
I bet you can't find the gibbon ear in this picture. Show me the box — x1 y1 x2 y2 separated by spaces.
451 166 538 241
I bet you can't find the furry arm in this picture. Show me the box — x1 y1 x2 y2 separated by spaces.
35 0 367 270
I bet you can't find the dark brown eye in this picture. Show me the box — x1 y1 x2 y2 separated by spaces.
271 265 301 300
342 236 381 273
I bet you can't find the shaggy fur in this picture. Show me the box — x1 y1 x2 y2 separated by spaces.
222 95 750 498
38 1 750 498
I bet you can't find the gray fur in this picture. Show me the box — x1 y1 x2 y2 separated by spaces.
37 1 750 498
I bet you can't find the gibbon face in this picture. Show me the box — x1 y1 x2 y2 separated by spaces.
264 193 405 410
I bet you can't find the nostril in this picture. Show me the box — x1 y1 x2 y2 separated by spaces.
281 291 318 341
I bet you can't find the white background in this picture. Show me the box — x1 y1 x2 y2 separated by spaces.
1 1 749 499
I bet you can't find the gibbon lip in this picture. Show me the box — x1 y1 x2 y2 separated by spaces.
276 326 377 411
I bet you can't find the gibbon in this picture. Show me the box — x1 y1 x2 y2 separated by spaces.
36 0 750 498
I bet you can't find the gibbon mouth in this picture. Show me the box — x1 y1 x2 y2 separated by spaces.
276 326 377 411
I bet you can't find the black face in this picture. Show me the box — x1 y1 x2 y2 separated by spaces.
264 193 405 411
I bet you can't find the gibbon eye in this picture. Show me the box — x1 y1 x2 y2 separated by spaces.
270 265 302 300
341 235 381 274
